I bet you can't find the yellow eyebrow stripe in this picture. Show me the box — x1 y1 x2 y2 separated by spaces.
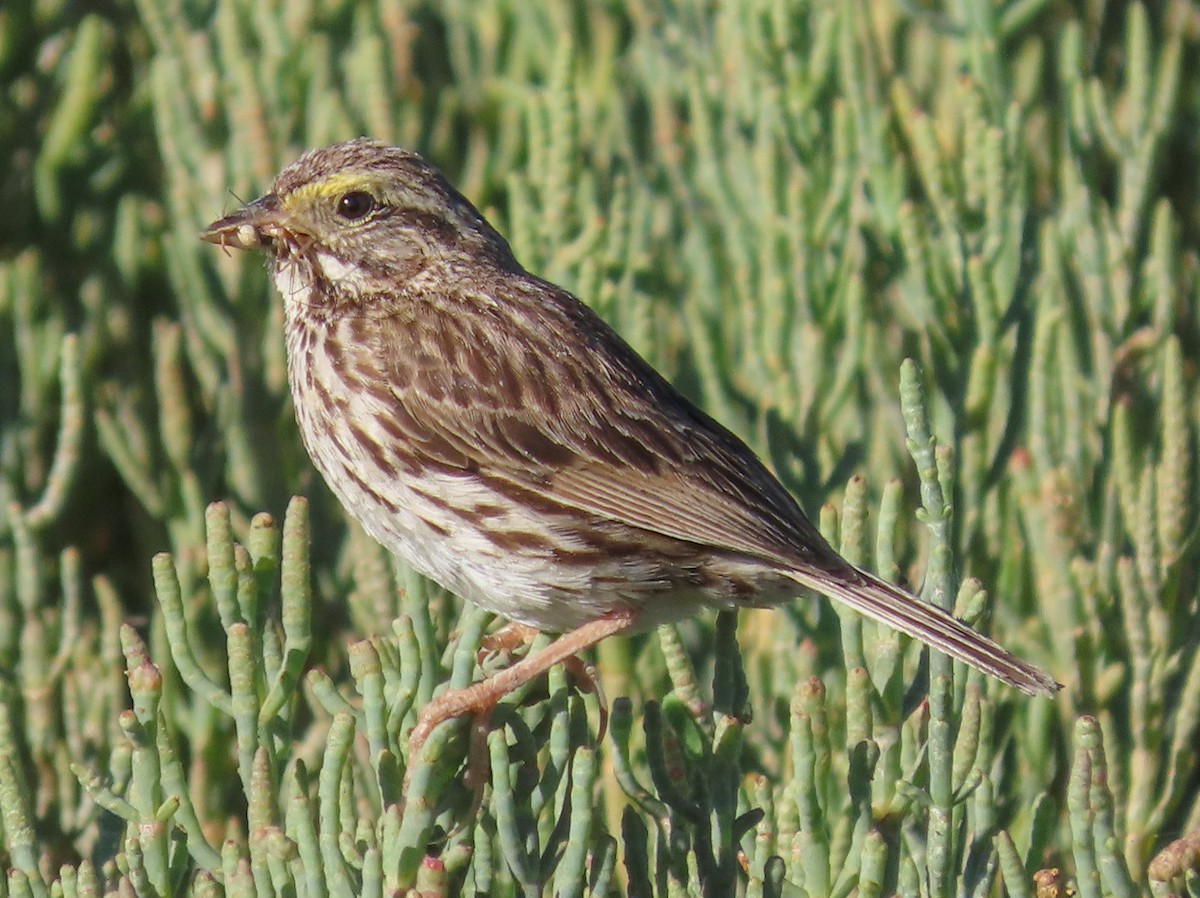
285 173 387 210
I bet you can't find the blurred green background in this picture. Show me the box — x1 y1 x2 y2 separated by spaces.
2 0 1199 895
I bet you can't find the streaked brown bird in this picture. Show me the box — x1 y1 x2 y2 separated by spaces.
203 139 1058 753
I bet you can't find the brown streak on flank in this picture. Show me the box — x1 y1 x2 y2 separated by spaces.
321 328 349 379
307 374 352 427
440 497 528 532
568 521 674 564
374 401 418 444
470 503 507 519
374 400 475 472
310 374 348 416
347 420 394 476
416 429 474 473
336 458 400 513
416 514 451 538
325 428 360 469
486 528 552 553
548 543 609 566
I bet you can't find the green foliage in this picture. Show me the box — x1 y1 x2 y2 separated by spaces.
2 0 1200 895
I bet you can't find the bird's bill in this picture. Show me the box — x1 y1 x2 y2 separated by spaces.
201 194 283 251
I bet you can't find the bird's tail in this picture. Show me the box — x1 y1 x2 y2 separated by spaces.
786 565 1060 696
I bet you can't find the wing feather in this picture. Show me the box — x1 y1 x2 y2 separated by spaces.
376 274 832 570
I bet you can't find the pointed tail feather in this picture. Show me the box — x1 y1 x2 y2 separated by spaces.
787 565 1061 696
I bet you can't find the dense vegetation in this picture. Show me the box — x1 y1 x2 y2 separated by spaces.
1 1 1198 895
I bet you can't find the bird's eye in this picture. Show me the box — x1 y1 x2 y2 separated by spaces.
337 191 376 220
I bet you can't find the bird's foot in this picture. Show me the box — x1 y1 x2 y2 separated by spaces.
402 611 636 794
477 622 610 739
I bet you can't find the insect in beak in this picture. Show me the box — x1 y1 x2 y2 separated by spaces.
201 193 283 252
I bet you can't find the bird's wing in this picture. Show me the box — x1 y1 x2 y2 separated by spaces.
372 280 1062 697
376 277 834 571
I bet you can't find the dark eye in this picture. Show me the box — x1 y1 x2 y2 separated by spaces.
337 191 375 220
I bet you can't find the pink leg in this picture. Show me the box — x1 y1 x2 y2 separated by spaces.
478 622 610 737
405 610 638 785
